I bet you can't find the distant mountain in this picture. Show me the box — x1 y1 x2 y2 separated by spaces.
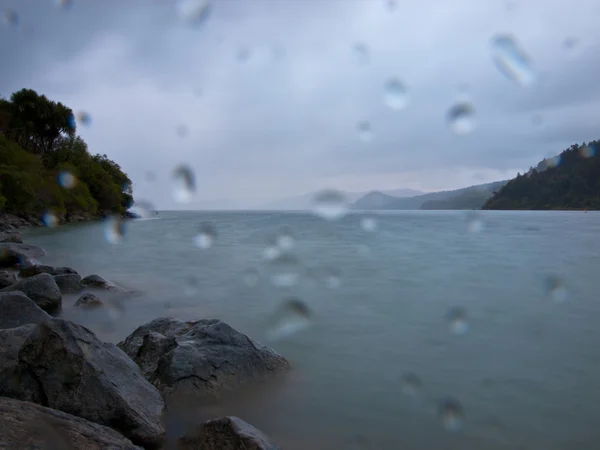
257 188 423 211
483 140 600 210
352 181 508 210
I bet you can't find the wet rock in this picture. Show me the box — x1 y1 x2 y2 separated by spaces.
0 318 165 448
0 243 45 268
0 397 143 450
118 317 290 398
0 270 17 289
0 292 51 329
0 231 23 243
0 273 61 314
74 293 104 308
177 416 281 450
19 264 78 278
53 273 84 293
81 274 129 293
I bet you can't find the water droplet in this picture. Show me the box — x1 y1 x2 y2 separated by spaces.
541 155 561 170
128 200 155 219
352 43 370 65
268 253 300 287
579 145 596 159
446 307 469 335
55 0 72 9
176 124 188 137
3 9 19 26
57 171 77 189
545 275 567 303
466 211 483 233
490 34 535 86
323 267 342 289
184 276 199 296
447 102 476 135
401 372 422 396
172 164 195 203
386 0 397 11
563 36 578 51
276 225 295 251
360 216 377 232
236 47 251 62
177 0 212 26
76 111 91 127
383 78 409 110
312 189 348 221
193 222 216 249
104 215 126 244
439 398 465 432
266 298 312 341
42 211 59 228
357 120 372 142
242 268 260 287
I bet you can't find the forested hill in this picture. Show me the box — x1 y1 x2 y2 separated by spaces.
0 89 133 223
482 141 600 210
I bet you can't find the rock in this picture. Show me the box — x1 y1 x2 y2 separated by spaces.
0 231 23 243
0 273 62 314
81 274 129 293
19 264 78 278
0 318 165 447
74 293 103 308
177 416 281 450
0 243 45 268
0 270 17 288
53 273 84 293
0 292 51 329
0 397 143 450
118 317 290 398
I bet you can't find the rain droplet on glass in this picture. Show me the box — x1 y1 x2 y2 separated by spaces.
193 222 217 249
128 200 155 219
263 235 281 261
439 398 465 432
266 298 312 341
447 102 476 135
184 276 199 296
323 267 342 289
490 34 535 86
383 78 409 111
401 372 422 396
276 225 295 251
57 171 77 189
579 145 596 159
466 211 483 233
360 216 377 232
172 164 196 204
446 306 469 335
312 189 349 221
3 9 19 27
76 111 91 127
42 211 59 228
268 253 301 288
387 0 397 11
562 36 578 51
352 42 370 66
236 47 251 62
104 215 126 244
55 0 72 9
177 0 212 26
176 124 188 137
357 120 372 142
545 275 567 303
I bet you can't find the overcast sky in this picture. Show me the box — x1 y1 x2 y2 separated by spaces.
1 0 599 209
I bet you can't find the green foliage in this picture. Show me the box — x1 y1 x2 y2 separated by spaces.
0 89 133 219
483 141 600 210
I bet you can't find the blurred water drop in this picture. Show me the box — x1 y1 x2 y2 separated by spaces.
268 253 300 287
56 0 72 9
447 102 476 135
401 372 422 396
360 216 377 232
276 225 295 251
352 43 370 65
57 171 77 189
466 211 483 233
266 298 312 341
542 155 561 169
76 111 91 127
357 120 372 142
176 124 188 137
184 276 199 296
193 222 217 249
242 268 260 287
3 9 18 26
236 47 251 62
579 145 596 159
387 0 397 11
177 0 212 26
490 34 535 86
312 189 349 221
42 211 59 228
323 267 342 289
562 36 578 51
545 275 567 303
172 164 195 203
446 306 469 335
129 200 155 219
383 78 409 110
104 215 126 244
439 398 465 432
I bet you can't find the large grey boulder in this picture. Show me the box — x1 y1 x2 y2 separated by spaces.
0 318 165 448
118 317 290 398
0 270 16 288
74 292 103 308
81 274 129 293
0 273 61 313
53 273 84 293
0 397 142 450
177 416 281 450
0 243 45 268
19 264 78 278
0 291 50 329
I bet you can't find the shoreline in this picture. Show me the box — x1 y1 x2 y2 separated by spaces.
0 211 139 234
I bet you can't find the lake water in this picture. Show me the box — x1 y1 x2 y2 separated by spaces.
22 210 600 449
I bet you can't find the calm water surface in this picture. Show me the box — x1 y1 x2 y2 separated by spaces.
23 210 600 449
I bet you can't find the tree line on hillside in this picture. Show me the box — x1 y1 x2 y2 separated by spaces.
0 88 132 220
482 140 600 210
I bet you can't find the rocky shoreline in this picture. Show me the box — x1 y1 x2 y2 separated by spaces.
0 235 287 449
0 211 140 234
